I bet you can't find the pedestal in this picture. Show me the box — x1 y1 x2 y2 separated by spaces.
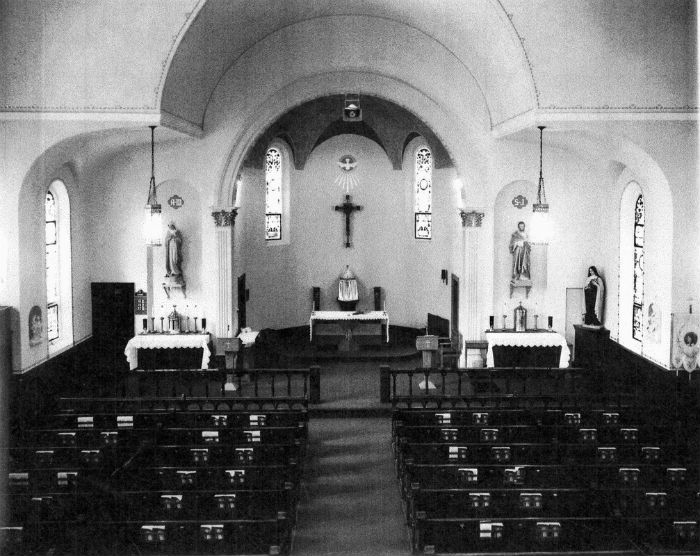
464 340 487 368
574 324 610 368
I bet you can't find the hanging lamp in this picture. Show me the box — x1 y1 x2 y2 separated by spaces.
144 125 162 245
530 125 550 244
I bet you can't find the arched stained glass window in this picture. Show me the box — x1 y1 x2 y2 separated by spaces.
44 179 73 352
45 191 60 342
265 147 282 240
632 194 644 341
414 146 432 239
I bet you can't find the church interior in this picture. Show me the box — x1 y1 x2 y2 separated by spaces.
0 1 698 555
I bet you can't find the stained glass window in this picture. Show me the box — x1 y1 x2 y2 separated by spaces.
632 194 644 341
414 147 432 239
265 147 282 240
45 191 59 342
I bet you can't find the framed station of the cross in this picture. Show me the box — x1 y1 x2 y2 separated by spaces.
415 213 432 239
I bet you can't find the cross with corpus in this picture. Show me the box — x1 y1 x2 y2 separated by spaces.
334 194 362 248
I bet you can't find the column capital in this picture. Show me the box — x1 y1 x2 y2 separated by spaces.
211 207 238 227
460 209 485 228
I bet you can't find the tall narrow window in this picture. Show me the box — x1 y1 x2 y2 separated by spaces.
414 146 432 239
265 147 282 240
45 191 59 341
632 194 644 341
44 179 73 353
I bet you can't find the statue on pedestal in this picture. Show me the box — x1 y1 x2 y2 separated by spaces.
338 265 358 311
510 221 531 281
509 221 532 297
163 221 186 298
583 266 605 327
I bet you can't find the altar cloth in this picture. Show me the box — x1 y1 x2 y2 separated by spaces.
484 331 570 368
309 311 389 342
124 334 211 370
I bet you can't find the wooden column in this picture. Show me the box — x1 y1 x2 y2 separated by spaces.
212 208 237 338
461 210 486 368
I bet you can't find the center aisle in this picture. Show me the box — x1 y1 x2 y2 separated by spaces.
291 417 409 555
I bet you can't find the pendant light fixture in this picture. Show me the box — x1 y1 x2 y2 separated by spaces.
144 125 162 245
530 125 550 244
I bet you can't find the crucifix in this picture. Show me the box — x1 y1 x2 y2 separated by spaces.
334 194 362 248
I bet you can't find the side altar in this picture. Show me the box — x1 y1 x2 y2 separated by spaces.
124 333 211 370
484 330 570 368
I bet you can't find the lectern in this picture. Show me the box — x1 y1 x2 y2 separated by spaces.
416 335 439 368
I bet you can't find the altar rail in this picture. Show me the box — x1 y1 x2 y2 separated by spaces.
384 367 586 406
15 368 318 432
382 366 698 413
71 368 317 402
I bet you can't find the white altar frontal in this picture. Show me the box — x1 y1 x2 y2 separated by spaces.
309 310 389 351
124 333 211 370
484 330 571 368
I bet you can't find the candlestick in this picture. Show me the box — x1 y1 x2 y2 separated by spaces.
142 318 147 333
187 316 191 333
160 317 164 333
502 314 507 330
548 316 553 330
534 314 539 330
201 317 207 331
150 317 155 333
489 315 494 330
194 317 199 332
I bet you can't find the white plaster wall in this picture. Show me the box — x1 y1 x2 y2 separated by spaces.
237 134 458 331
85 137 217 335
489 139 608 337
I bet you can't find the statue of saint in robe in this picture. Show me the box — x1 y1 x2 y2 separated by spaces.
583 266 605 326
165 222 184 285
509 221 531 282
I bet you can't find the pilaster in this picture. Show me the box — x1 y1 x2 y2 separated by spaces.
461 209 486 367
212 207 237 337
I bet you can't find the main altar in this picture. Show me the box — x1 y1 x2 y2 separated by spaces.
309 310 389 351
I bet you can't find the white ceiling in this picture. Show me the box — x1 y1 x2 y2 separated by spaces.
1 0 695 132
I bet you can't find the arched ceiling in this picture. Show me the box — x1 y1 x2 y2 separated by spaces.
162 0 535 129
1 0 695 137
242 95 453 170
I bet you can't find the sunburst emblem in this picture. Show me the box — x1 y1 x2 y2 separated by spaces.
334 155 359 193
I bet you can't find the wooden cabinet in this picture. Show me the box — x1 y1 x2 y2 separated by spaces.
91 282 134 369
